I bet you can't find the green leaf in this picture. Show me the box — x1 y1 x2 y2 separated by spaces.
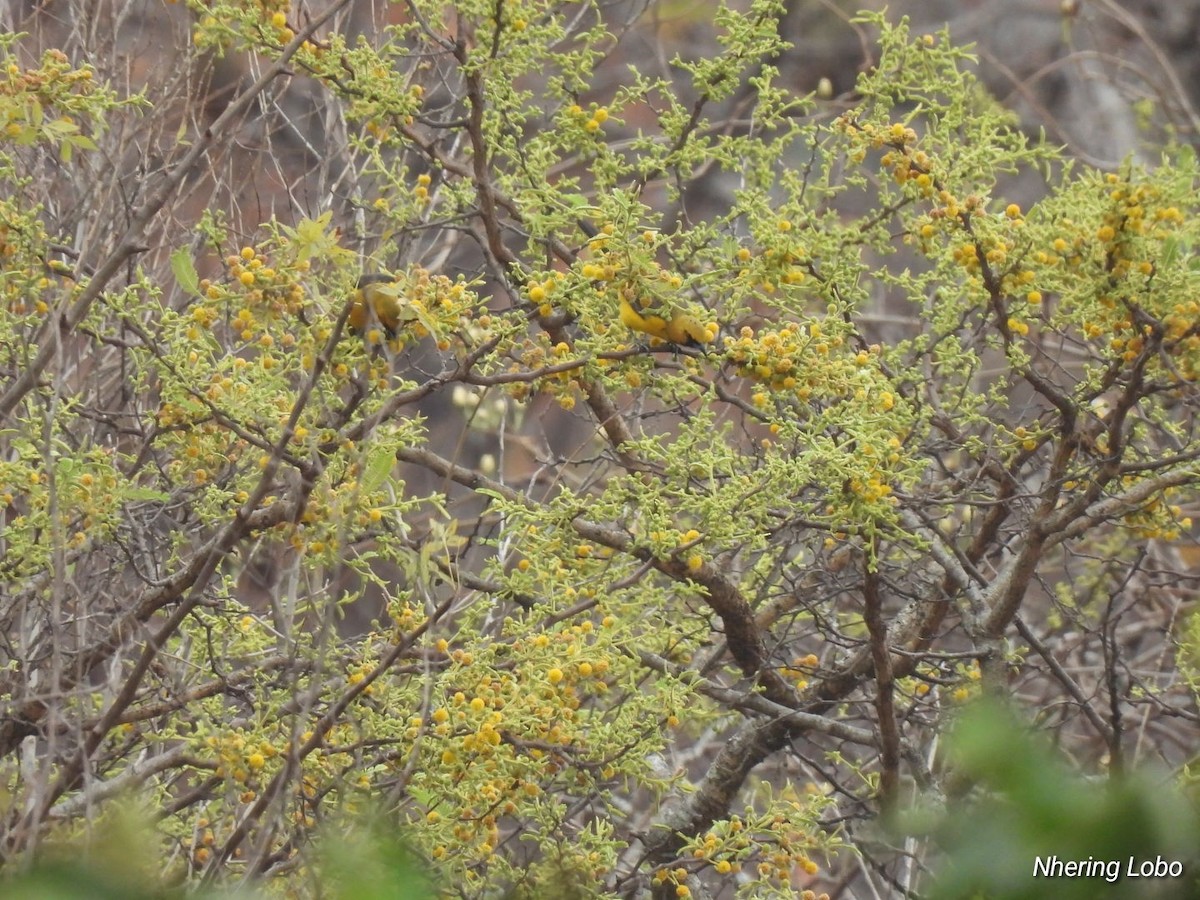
170 248 201 297
361 443 397 493
124 487 171 502
282 211 352 264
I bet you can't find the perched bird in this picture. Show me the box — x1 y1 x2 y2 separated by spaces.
348 273 408 336
618 293 714 347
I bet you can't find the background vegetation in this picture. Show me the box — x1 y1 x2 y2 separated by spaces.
3 1 1200 897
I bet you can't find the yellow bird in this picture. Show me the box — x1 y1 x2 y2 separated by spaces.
618 294 715 347
348 273 407 336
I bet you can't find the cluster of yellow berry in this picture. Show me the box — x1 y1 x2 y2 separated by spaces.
566 103 610 134
726 324 815 393
734 219 811 295
205 730 278 799
2 48 96 112
405 623 621 868
216 247 306 318
1120 489 1192 541
680 812 828 895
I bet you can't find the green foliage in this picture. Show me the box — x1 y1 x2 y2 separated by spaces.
919 701 1200 900
3 810 431 900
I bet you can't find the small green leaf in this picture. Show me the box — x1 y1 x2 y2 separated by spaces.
170 248 201 297
125 487 171 502
362 444 397 493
